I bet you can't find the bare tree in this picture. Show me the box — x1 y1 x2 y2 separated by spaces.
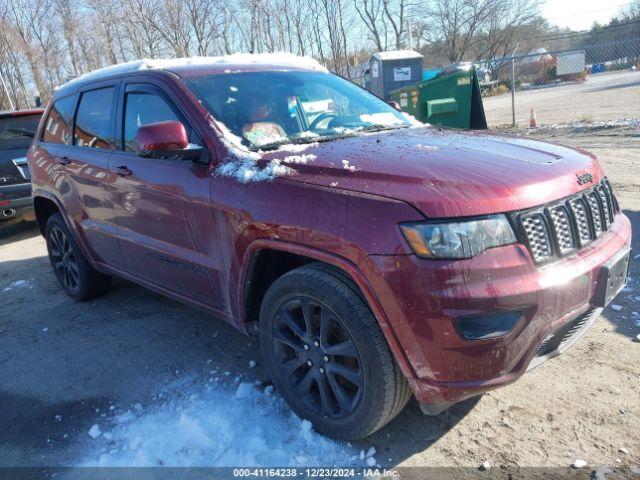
354 0 387 51
426 0 541 63
382 0 409 49
620 0 640 21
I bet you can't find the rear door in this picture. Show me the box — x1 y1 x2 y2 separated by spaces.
53 81 123 266
108 82 225 310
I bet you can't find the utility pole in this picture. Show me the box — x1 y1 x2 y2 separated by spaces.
407 18 413 50
0 69 15 111
510 43 519 128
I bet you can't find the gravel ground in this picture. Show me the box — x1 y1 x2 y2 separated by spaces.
0 127 639 470
483 70 640 127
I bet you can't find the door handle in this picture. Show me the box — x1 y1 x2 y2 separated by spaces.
57 156 70 165
112 166 132 176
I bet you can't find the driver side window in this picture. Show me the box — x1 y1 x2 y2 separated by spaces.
123 92 182 152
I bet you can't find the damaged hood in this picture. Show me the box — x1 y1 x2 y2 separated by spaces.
263 126 604 218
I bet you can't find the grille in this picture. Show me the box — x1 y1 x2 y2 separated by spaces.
517 179 618 264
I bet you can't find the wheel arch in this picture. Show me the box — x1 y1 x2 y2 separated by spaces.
33 192 63 236
32 191 97 270
238 240 417 382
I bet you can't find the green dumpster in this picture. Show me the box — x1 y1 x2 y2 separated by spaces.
390 67 487 129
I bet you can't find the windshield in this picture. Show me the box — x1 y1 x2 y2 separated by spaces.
0 114 41 149
184 71 411 150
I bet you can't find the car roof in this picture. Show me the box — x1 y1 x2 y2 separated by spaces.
0 109 44 119
54 53 328 96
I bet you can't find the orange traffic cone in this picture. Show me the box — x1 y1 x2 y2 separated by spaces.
529 108 538 128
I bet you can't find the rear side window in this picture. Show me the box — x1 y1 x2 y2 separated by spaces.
123 92 181 152
0 114 41 148
42 96 75 145
74 87 115 149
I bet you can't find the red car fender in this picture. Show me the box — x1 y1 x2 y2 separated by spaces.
238 238 419 383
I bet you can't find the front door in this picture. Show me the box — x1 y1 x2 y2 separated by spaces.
108 83 226 311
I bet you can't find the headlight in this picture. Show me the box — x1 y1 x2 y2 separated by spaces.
400 214 516 259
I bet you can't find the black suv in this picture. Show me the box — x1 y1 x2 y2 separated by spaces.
0 109 43 221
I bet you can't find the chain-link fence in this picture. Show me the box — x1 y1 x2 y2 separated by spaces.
482 39 640 129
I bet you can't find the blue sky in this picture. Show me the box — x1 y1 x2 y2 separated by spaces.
542 0 631 31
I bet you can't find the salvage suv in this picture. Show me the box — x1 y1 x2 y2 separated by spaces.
29 55 631 440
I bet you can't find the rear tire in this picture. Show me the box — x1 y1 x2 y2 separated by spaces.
259 262 411 440
45 213 111 301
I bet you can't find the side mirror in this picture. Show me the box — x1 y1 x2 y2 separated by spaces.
387 100 402 111
135 121 204 162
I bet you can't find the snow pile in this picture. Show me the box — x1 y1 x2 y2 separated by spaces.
342 160 356 171
279 154 316 165
276 142 319 153
414 144 440 152
536 118 640 133
572 459 587 469
88 425 102 439
60 53 327 89
81 382 373 467
217 157 292 183
3 279 30 292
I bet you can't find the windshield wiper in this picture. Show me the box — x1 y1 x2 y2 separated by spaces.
249 124 409 151
358 124 410 133
250 136 322 152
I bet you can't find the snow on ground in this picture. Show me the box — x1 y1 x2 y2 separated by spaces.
3 279 31 292
81 379 375 467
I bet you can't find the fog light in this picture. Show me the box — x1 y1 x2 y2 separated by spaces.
456 311 523 340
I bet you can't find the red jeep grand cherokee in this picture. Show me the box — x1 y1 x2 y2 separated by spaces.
28 55 631 440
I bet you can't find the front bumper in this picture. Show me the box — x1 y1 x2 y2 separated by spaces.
365 213 632 407
0 182 34 221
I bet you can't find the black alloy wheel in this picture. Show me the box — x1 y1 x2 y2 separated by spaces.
271 296 364 419
48 226 80 294
259 263 412 440
45 213 112 301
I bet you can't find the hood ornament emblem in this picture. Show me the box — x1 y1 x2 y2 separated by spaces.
576 172 594 185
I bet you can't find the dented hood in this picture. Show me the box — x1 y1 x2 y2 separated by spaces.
264 126 604 218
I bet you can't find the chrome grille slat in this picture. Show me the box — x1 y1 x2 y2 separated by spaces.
549 205 575 254
568 197 591 246
596 185 612 227
518 179 617 264
521 214 553 262
587 192 603 236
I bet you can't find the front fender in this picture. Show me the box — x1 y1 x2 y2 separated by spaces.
237 238 419 384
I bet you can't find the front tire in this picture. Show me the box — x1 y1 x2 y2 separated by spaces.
259 263 411 440
45 213 111 301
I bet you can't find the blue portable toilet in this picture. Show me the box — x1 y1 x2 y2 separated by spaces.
367 50 423 99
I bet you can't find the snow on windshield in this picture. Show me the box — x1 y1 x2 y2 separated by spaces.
186 70 413 156
212 118 320 183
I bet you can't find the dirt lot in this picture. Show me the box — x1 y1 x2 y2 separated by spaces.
1 127 639 470
483 70 640 127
